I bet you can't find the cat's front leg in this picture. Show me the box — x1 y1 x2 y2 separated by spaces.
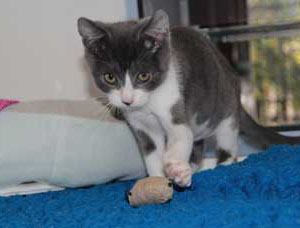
134 129 165 177
163 124 194 187
126 112 166 177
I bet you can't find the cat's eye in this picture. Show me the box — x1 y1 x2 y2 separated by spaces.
103 73 116 84
137 73 152 83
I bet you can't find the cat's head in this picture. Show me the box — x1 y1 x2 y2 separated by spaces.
77 10 170 110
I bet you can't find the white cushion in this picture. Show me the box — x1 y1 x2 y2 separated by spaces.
0 100 146 188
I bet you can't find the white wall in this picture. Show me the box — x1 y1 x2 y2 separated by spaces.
0 0 138 100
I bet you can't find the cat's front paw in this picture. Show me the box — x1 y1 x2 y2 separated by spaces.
164 160 192 187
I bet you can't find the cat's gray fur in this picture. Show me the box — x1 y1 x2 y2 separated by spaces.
78 10 300 187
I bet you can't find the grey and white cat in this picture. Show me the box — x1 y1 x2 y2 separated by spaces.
77 10 300 187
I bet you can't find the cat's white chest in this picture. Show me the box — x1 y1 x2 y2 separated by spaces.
126 61 181 133
148 62 181 116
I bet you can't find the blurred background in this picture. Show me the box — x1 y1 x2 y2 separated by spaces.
0 0 299 128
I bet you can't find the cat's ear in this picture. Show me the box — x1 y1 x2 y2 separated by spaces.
77 17 108 42
138 10 170 42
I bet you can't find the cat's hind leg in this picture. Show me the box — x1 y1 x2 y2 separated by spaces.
215 116 239 165
189 139 205 172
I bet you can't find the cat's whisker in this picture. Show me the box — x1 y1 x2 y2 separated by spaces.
112 106 121 119
96 96 109 105
99 101 114 120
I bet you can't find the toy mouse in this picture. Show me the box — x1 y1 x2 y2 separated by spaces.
126 176 174 207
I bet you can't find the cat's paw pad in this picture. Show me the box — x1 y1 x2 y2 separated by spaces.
164 160 192 187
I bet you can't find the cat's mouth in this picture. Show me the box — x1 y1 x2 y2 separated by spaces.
109 105 141 119
119 105 142 112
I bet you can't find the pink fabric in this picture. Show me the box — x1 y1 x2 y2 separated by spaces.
0 99 19 111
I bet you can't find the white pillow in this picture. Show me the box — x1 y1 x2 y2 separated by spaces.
0 100 146 188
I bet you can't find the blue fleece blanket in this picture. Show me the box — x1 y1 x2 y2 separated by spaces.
1 145 300 228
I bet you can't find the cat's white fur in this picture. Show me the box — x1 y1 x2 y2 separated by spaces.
125 109 166 176
215 116 238 165
191 118 213 141
121 73 134 104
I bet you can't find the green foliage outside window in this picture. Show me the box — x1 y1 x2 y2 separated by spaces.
249 0 300 125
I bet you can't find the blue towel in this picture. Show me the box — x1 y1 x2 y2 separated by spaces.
1 145 300 228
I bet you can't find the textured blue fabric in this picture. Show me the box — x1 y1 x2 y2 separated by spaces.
1 145 300 228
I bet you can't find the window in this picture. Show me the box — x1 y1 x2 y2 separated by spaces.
203 0 300 127
250 36 300 126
